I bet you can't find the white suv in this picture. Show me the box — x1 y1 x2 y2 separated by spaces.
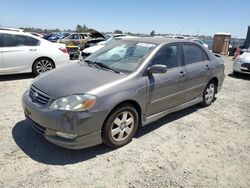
0 29 69 75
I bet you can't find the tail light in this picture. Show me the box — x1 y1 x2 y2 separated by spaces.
59 47 68 54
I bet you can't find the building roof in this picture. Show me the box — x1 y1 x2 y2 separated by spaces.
214 32 231 36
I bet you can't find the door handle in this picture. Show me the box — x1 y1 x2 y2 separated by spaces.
29 49 37 52
179 71 186 78
205 64 210 70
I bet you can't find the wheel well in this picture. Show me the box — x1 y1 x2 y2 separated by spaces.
102 100 142 130
32 57 55 70
209 77 218 93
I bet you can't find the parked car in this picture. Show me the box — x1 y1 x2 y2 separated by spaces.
191 38 209 48
165 35 186 39
233 47 250 75
30 32 44 38
85 34 128 53
66 45 80 60
22 37 224 149
43 33 54 40
46 32 70 42
58 29 105 50
82 35 135 58
0 29 69 75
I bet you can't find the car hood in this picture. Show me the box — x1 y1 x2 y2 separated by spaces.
89 29 105 39
241 52 250 63
32 62 127 98
83 45 105 53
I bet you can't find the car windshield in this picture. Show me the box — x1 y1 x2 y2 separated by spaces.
85 41 156 73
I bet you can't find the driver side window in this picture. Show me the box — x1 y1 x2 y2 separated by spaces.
151 44 182 69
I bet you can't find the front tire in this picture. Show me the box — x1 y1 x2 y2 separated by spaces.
102 104 139 148
32 58 55 76
201 81 216 107
233 71 240 76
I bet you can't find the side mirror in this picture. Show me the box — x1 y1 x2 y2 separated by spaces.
147 64 167 74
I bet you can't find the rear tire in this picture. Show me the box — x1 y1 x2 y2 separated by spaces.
201 81 216 107
32 58 55 76
102 104 139 148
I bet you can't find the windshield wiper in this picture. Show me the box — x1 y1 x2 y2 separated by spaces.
84 59 101 69
84 60 122 74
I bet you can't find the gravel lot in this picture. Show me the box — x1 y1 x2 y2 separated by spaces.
0 56 249 188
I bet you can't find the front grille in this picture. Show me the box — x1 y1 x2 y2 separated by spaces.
25 115 46 135
29 85 51 105
241 63 250 70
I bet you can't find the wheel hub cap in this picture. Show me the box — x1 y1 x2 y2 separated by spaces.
111 111 134 142
205 83 215 103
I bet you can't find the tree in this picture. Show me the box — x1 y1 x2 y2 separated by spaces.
76 25 83 32
114 29 123 34
76 24 89 32
150 30 155 36
82 24 88 32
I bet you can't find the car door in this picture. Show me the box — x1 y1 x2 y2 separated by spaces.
182 43 212 102
146 44 187 116
79 34 87 48
1 33 40 74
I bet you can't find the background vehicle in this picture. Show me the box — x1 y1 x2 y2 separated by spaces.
66 45 80 60
0 29 69 75
46 32 70 42
233 47 250 74
30 32 43 38
22 38 224 149
165 35 186 39
191 38 209 48
82 35 135 58
58 29 105 50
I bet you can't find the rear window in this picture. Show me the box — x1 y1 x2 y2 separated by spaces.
183 44 205 65
2 34 40 47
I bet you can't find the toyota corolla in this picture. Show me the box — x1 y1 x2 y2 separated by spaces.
22 37 225 149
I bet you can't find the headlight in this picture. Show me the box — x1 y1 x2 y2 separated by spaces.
235 58 243 64
49 94 96 111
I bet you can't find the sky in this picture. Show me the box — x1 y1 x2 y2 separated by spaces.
0 0 249 37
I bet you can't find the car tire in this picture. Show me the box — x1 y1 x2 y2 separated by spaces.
201 81 216 107
32 58 55 76
102 104 139 148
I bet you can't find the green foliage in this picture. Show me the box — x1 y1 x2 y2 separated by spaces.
114 29 123 34
76 24 89 33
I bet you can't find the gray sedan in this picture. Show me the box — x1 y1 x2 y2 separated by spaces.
22 37 225 149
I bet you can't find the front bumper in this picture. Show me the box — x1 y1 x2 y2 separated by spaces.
22 90 109 149
233 61 250 74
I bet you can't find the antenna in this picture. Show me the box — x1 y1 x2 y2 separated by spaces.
179 25 186 34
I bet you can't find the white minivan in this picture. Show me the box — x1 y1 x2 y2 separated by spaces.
0 29 69 75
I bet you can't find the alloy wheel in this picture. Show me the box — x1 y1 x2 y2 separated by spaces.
205 83 215 103
111 111 134 142
36 59 53 74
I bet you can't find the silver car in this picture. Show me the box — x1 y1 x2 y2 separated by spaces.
233 47 250 75
22 37 225 149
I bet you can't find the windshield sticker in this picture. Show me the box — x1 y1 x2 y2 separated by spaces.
136 43 155 48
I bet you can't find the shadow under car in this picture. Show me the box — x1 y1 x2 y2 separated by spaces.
12 104 201 165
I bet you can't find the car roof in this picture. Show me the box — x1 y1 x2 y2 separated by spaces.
0 30 24 35
122 37 189 45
